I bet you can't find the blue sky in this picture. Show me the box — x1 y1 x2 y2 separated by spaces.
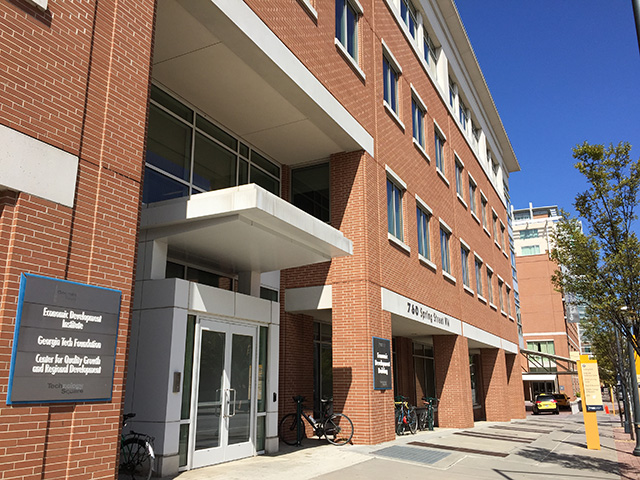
455 1 640 217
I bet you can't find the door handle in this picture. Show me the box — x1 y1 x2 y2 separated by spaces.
229 388 237 417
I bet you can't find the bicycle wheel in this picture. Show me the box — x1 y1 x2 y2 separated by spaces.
279 413 305 446
417 410 428 431
395 408 404 435
119 438 152 480
323 414 354 445
407 408 418 434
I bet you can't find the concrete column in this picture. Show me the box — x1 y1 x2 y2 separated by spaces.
433 334 474 428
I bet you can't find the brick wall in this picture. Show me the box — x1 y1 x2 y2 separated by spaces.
433 335 473 428
0 0 155 478
506 353 527 419
480 348 509 422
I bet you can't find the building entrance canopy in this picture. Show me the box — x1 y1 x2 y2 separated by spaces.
140 184 353 274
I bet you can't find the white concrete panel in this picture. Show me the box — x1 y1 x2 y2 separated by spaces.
381 287 462 335
501 339 518 354
129 308 176 422
260 271 280 291
270 301 280 325
235 292 272 323
462 323 501 349
189 282 235 316
0 124 78 207
285 285 333 312
139 278 189 310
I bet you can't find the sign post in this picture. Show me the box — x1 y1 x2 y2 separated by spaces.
7 274 121 404
577 354 602 450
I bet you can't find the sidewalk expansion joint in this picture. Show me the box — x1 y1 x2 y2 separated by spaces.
408 441 509 457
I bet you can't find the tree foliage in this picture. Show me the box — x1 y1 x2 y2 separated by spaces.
551 142 640 355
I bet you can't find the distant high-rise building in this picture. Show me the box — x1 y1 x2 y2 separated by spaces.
512 203 581 400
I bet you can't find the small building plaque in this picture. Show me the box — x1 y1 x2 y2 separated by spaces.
7 274 121 404
373 336 392 390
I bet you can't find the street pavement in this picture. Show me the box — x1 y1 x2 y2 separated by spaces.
166 410 640 480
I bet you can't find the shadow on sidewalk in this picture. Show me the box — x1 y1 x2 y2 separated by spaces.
515 446 622 476
492 469 624 480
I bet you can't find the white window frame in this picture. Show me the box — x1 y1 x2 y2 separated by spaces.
416 195 435 269
382 40 403 121
460 238 472 291
439 218 454 282
386 166 408 248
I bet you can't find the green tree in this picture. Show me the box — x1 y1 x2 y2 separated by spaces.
551 142 640 355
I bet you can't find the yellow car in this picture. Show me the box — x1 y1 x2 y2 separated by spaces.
532 394 559 415
552 393 571 410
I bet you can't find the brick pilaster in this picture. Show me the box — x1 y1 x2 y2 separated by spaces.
433 335 474 428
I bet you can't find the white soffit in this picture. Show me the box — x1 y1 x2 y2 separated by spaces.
154 0 373 165
140 184 353 273
0 125 78 207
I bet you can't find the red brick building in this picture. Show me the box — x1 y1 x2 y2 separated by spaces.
512 204 581 400
0 0 523 477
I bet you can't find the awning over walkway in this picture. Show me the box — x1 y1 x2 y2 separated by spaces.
140 184 353 274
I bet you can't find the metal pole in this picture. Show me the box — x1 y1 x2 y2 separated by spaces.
616 328 632 433
627 335 640 455
632 0 640 54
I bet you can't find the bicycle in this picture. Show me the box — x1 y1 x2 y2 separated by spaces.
119 413 155 480
417 396 438 431
279 396 354 446
394 395 417 435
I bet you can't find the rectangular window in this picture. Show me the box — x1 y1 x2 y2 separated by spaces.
455 159 463 197
527 341 556 373
449 80 456 108
498 278 504 312
387 178 404 240
475 257 483 296
506 286 512 317
521 245 541 256
400 0 417 38
435 130 445 175
417 206 431 259
335 0 359 60
412 98 425 148
487 267 493 304
492 212 498 239
291 162 330 222
468 176 477 215
459 100 468 129
514 211 531 221
500 223 506 250
383 55 400 113
440 227 451 274
481 196 488 229
460 243 470 287
520 228 539 239
424 33 436 65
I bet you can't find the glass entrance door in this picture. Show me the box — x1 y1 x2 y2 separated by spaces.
191 319 256 468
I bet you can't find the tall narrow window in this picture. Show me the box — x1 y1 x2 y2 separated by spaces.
468 176 477 215
506 286 512 317
460 242 470 288
435 129 446 175
417 206 431 260
335 0 359 60
400 0 417 38
481 195 488 229
492 211 498 239
424 33 436 66
440 225 451 274
383 55 400 114
487 267 494 305
475 256 483 296
387 178 404 241
455 159 463 198
449 80 456 108
412 98 425 148
459 100 468 130
498 278 504 312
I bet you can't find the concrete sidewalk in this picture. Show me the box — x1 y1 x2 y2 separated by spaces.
166 411 640 480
